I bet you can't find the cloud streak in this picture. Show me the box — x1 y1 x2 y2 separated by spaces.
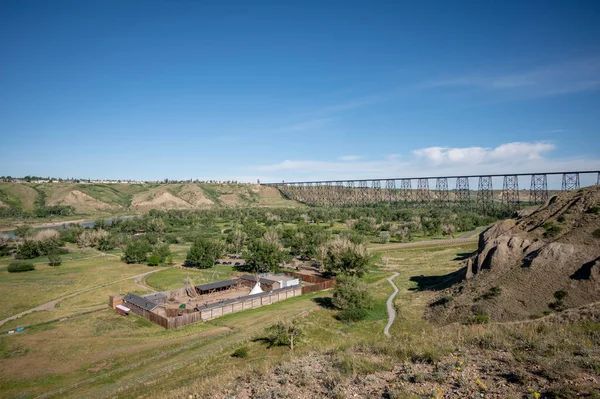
422 57 600 99
338 155 363 161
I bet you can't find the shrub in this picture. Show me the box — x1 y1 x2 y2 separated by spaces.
592 228 600 239
16 240 40 259
338 307 370 322
554 290 568 301
587 206 600 214
232 346 249 358
379 231 390 244
481 286 502 300
549 290 568 311
543 222 562 238
48 252 62 266
263 320 303 350
557 215 565 223
430 295 453 307
467 315 490 324
147 255 161 266
7 261 35 273
332 275 373 322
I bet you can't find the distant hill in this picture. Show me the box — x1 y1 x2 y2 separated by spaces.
0 182 299 215
428 185 600 322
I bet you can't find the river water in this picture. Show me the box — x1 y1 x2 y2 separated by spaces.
1 216 138 239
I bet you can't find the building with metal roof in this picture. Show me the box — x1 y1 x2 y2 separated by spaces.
123 293 160 312
195 279 238 294
143 293 167 304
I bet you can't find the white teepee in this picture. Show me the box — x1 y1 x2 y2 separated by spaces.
249 281 263 296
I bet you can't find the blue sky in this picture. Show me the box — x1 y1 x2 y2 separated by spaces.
1 0 599 184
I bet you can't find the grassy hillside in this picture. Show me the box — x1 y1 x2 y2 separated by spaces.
0 182 300 221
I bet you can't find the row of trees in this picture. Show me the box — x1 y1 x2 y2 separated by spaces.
0 204 75 219
184 230 371 278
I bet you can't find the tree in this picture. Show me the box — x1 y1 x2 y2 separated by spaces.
242 239 288 273
16 240 39 259
379 231 391 244
332 275 374 322
318 237 371 277
186 238 225 268
263 320 303 351
93 219 109 230
0 234 11 257
152 243 171 263
441 224 455 238
242 217 266 240
13 226 34 239
48 252 62 266
396 226 411 243
147 255 160 266
121 239 151 264
97 234 116 251
77 229 110 248
262 230 282 247
226 228 247 254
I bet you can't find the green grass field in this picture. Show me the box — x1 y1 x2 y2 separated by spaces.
0 253 150 321
0 241 514 399
144 266 235 291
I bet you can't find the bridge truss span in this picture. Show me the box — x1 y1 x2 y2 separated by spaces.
268 171 600 214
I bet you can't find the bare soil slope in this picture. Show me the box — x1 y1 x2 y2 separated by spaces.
47 189 120 213
429 185 600 323
0 182 300 215
130 186 195 211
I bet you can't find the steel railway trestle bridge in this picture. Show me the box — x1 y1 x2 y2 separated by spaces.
263 171 600 213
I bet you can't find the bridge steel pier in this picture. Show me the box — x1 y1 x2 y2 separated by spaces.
530 174 548 204
502 175 520 211
400 179 412 203
477 176 493 214
386 179 396 205
435 177 449 206
416 178 430 203
456 177 471 208
373 180 382 204
562 173 580 191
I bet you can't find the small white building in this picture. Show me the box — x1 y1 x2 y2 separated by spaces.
266 273 300 288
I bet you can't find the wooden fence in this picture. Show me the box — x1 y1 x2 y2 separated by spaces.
283 271 335 294
125 286 303 329
198 286 302 321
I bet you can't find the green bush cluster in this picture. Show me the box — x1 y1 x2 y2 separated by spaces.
549 290 568 311
231 346 249 358
543 222 562 238
7 261 35 273
332 275 374 322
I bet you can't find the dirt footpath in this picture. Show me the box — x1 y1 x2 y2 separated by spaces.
0 268 164 327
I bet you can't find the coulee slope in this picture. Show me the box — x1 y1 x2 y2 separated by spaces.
0 182 298 215
429 185 600 322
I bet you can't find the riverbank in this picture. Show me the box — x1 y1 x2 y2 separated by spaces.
0 214 140 233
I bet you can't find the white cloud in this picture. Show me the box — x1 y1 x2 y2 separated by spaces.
251 141 600 183
338 155 363 161
413 142 555 165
